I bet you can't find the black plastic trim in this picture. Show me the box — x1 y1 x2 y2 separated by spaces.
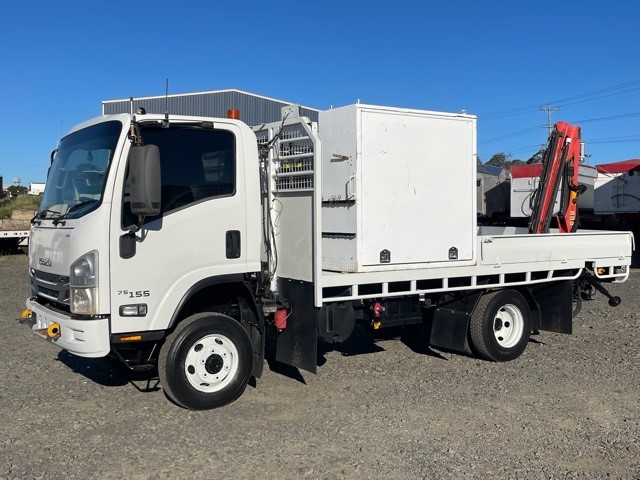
168 274 247 329
110 330 166 343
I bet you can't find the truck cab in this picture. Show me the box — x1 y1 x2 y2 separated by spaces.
28 113 264 405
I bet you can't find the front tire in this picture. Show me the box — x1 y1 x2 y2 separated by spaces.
469 290 531 362
158 313 253 410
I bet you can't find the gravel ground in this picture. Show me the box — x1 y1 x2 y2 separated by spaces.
1 253 638 479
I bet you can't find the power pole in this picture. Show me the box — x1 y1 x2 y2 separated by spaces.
540 105 560 135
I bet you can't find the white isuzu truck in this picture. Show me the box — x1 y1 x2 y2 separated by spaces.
24 102 633 409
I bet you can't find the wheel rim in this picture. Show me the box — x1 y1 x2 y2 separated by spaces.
184 334 239 393
492 304 525 348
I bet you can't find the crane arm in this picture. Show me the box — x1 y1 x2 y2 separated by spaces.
529 122 584 234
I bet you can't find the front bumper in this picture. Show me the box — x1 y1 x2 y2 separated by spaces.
26 298 110 358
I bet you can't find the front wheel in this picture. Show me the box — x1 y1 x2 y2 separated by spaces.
158 313 253 410
469 290 531 362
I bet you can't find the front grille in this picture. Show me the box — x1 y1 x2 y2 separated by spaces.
33 270 64 284
38 286 59 298
31 269 70 310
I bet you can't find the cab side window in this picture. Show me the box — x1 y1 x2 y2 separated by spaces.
123 127 236 227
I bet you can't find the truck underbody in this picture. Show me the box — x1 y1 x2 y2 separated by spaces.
0 230 29 254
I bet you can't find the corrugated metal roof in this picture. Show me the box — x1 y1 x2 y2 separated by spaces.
102 89 319 126
477 164 504 176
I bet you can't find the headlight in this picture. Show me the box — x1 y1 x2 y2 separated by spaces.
70 251 98 287
70 251 99 314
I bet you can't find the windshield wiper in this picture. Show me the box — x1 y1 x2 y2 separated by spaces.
53 200 99 225
31 209 62 224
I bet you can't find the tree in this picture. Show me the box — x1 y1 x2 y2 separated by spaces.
526 149 545 164
7 185 28 197
486 153 510 168
484 152 525 168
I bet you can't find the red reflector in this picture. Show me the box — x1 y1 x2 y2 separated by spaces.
274 309 287 331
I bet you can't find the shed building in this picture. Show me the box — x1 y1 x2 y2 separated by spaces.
102 89 320 126
28 182 46 195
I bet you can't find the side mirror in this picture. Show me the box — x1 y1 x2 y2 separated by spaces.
128 144 161 216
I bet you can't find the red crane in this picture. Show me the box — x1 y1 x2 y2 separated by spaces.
529 122 586 234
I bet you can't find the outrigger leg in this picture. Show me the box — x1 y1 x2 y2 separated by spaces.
578 270 622 307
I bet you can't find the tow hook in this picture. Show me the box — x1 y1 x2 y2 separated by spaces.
17 309 34 326
34 323 62 340
47 323 62 339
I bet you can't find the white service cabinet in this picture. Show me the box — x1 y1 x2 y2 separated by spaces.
319 104 477 272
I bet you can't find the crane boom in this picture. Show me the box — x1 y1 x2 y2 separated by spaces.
529 122 585 234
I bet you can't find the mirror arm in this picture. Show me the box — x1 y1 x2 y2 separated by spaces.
120 215 145 259
128 214 146 235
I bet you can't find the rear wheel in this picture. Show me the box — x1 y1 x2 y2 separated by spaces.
158 313 253 410
469 290 531 361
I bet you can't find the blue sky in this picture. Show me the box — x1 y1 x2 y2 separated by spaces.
1 1 638 186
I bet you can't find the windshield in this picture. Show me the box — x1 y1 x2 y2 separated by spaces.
38 120 122 219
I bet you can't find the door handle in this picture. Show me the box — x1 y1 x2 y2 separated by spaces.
226 230 241 259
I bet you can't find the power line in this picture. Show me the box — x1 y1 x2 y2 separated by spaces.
546 79 640 105
481 104 542 120
588 138 640 145
502 144 544 155
493 136 640 156
480 112 640 145
478 126 541 144
481 79 640 120
569 112 640 124
555 86 640 108
585 134 640 142
478 82 640 155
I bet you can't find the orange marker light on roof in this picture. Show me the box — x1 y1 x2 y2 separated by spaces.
227 109 240 119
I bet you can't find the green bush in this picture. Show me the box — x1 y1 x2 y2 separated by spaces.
0 195 42 219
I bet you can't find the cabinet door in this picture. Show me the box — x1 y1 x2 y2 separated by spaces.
319 106 358 201
359 110 475 266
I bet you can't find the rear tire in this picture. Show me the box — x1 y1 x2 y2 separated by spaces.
469 290 531 362
158 313 253 410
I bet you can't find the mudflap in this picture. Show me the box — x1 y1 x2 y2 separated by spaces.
430 291 483 353
238 294 265 379
275 279 318 374
528 280 573 334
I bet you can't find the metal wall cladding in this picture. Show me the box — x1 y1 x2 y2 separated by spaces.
102 90 319 127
